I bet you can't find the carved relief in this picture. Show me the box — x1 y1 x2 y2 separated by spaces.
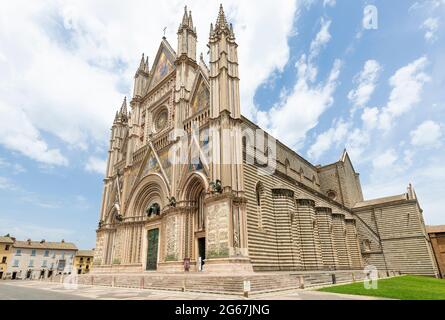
165 215 179 261
206 202 230 258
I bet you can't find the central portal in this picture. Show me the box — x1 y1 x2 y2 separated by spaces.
146 228 159 271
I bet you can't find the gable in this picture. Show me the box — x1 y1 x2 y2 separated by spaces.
190 76 210 116
340 150 357 174
148 41 176 90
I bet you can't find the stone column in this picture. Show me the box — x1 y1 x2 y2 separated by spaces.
332 213 352 269
296 199 323 270
315 207 338 270
345 219 363 269
272 188 301 270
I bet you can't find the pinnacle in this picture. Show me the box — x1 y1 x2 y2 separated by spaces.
145 56 149 72
216 4 228 29
182 6 189 26
188 10 194 28
139 53 145 70
120 97 127 116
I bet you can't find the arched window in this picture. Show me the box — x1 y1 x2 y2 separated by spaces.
255 182 264 230
146 202 161 217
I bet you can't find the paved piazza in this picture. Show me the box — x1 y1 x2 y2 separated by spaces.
0 280 380 300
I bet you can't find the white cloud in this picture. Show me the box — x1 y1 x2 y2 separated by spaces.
348 60 381 111
421 17 439 42
258 17 340 150
308 119 349 160
372 149 398 170
0 157 26 174
361 107 379 130
265 57 342 149
0 176 17 191
0 0 300 166
0 101 68 166
323 0 336 7
410 120 443 147
85 156 107 175
345 128 370 162
309 18 332 62
379 57 430 131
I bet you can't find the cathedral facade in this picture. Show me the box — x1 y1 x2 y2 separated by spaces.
93 5 438 276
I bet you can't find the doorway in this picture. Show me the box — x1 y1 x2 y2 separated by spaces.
0 271 3 279
198 237 206 270
146 228 159 271
12 272 17 280
26 270 32 279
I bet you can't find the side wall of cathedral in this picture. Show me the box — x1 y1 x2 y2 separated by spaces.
242 119 363 271
354 200 438 276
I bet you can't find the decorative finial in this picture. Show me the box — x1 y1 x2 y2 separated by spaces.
145 56 149 72
120 96 127 116
215 4 229 30
216 3 228 28
182 6 188 26
188 10 193 28
139 53 145 69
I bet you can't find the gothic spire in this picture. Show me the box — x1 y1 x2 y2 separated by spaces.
182 6 189 26
120 97 127 116
144 56 149 73
188 10 194 28
215 4 229 30
139 53 145 70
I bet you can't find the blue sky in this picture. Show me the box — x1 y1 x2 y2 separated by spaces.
0 0 444 249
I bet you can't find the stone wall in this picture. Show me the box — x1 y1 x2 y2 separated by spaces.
354 201 438 276
243 163 362 271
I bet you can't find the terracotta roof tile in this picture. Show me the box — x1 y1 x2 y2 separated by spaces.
76 250 94 257
13 240 77 250
0 236 14 244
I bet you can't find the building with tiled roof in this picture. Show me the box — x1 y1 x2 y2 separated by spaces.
74 249 95 274
0 235 14 279
5 238 77 280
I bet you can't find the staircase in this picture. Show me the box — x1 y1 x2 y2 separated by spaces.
73 269 393 296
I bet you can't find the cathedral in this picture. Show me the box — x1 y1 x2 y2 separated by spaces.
92 5 438 277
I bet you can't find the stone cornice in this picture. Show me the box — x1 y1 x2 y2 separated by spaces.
315 207 333 214
296 199 315 207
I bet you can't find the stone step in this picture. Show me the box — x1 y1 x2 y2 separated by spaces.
71 270 394 296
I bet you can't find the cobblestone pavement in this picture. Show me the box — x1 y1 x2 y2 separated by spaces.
0 280 380 300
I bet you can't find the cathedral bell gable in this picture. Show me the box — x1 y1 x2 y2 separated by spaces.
147 39 177 92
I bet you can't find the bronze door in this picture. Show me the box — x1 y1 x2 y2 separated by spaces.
146 228 159 270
